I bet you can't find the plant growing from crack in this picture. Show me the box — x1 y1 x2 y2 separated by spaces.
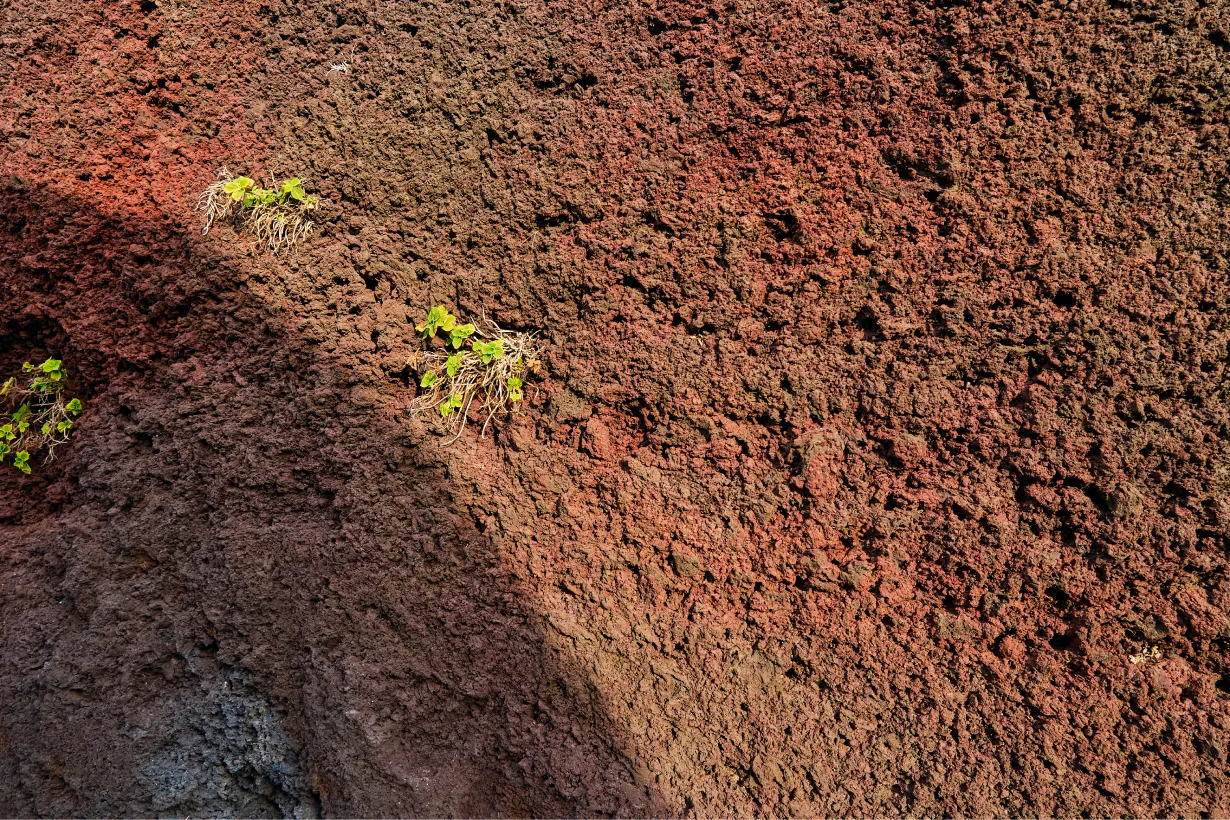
197 169 321 252
0 358 84 474
408 306 540 443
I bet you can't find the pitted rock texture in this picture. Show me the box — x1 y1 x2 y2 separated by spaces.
2 0 1229 815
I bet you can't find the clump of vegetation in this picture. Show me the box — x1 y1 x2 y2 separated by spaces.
408 306 540 443
0 358 84 474
197 170 321 252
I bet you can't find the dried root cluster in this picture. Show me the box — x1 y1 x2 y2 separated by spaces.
408 306 541 444
197 169 320 252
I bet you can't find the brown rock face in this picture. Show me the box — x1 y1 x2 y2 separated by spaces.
2 0 1230 816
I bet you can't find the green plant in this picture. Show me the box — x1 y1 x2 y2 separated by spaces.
408 306 540 443
0 358 84 473
197 169 321 252
415 306 477 349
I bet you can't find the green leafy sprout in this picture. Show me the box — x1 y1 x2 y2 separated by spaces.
408 306 541 444
198 169 321 252
0 358 84 473
415 306 478 349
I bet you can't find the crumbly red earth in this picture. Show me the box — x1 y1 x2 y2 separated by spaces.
2 0 1229 815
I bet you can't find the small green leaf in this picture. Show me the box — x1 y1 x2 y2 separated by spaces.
13 451 30 474
66 398 83 414
22 362 33 372
420 371 439 388
449 323 476 349
40 358 62 373
508 376 523 402
0 442 9 457
472 339 505 364
439 392 464 418
446 353 463 378
223 176 255 201
0 376 14 397
41 422 51 436
281 178 307 202
57 420 73 434
418 305 452 338
12 404 29 424
16 421 27 434
244 187 275 208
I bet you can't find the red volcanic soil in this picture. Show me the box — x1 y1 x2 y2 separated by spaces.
2 0 1230 815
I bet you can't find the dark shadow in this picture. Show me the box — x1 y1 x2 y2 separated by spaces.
0 183 667 816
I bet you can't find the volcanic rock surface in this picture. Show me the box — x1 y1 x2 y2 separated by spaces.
2 0 1229 815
